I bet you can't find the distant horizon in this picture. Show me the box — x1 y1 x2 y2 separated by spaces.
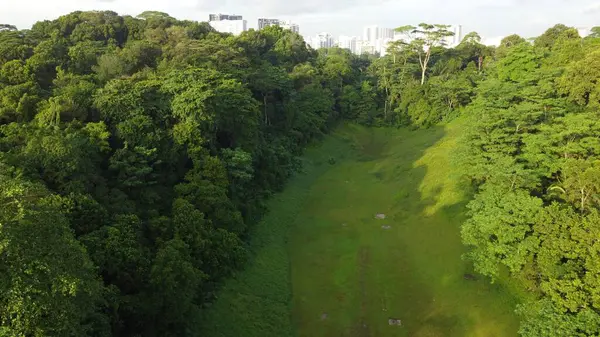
1 11 569 48
2 0 599 46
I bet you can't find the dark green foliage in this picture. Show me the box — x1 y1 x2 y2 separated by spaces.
0 11 366 337
0 172 109 337
517 299 600 337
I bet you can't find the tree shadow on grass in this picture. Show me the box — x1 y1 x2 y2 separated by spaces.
389 123 520 337
199 122 520 337
329 125 449 337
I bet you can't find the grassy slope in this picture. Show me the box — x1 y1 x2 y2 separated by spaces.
202 119 520 337
199 133 353 337
289 119 520 337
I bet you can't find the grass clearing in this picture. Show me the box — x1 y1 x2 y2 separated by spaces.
198 133 353 337
289 119 520 337
202 119 520 337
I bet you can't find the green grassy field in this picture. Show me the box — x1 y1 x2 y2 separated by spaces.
198 132 354 337
201 120 520 337
289 120 520 337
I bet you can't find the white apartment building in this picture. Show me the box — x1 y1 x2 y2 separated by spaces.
258 18 300 33
359 25 396 56
338 35 358 54
375 38 394 56
280 21 300 33
209 19 247 35
355 38 393 56
363 25 395 42
307 32 335 49
359 43 376 55
209 14 243 21
443 25 463 47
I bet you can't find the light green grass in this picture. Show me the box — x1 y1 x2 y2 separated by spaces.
201 119 520 337
289 120 520 337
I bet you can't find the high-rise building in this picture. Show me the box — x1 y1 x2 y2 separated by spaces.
338 35 358 54
209 14 243 21
363 25 373 42
443 25 463 47
376 38 395 56
258 18 280 30
208 13 247 35
208 15 247 35
280 21 300 33
360 25 395 56
258 18 299 33
307 32 334 49
209 20 247 35
359 42 375 55
363 25 394 42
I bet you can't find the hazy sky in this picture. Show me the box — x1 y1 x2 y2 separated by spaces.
2 0 600 43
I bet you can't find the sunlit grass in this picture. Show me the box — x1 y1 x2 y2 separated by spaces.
202 120 521 337
290 120 520 337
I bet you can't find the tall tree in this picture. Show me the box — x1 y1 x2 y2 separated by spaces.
396 23 454 85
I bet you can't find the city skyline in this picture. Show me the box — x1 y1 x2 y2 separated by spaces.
3 0 600 47
205 15 479 50
302 24 468 57
203 14 598 56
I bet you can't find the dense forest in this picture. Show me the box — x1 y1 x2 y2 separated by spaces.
2 9 600 337
0 10 370 337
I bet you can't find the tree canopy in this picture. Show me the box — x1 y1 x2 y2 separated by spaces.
0 11 367 336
